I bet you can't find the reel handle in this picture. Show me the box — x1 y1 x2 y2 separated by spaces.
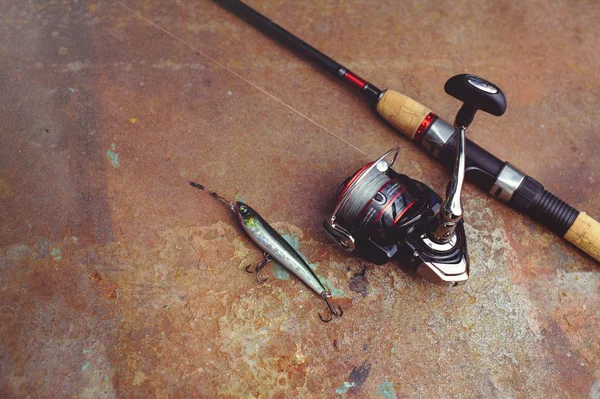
444 74 507 127
431 74 506 242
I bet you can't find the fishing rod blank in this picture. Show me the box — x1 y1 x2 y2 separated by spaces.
215 0 600 263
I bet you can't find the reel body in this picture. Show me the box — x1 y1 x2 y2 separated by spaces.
324 149 469 286
325 73 507 286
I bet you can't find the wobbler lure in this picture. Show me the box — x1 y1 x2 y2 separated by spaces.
190 181 343 322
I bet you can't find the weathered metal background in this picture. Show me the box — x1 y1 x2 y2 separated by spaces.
1 0 599 397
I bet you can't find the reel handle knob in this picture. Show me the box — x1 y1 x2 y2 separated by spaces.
444 74 507 127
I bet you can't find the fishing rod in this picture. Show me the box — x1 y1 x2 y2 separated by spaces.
215 0 600 263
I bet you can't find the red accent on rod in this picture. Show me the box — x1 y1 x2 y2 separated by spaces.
414 112 436 142
343 71 367 89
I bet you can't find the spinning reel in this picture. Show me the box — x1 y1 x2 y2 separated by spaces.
324 74 507 286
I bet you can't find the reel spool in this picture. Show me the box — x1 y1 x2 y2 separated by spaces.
327 148 424 240
324 148 446 268
334 150 418 232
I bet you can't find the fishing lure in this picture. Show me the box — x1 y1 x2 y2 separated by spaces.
190 181 343 322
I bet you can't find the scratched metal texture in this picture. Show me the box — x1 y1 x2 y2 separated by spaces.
0 0 599 397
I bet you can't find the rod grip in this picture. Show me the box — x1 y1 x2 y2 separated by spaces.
564 212 600 262
376 90 431 140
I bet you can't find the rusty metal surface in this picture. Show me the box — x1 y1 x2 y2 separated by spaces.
1 0 599 397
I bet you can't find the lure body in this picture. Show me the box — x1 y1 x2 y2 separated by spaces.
235 202 328 296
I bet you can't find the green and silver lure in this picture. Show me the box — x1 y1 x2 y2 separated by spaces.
190 181 343 322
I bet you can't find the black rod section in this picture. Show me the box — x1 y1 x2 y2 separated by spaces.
215 0 383 103
216 0 344 74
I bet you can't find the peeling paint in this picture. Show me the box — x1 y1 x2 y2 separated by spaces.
281 232 300 251
318 274 345 297
271 263 290 280
106 143 120 169
50 248 62 261
335 381 356 395
376 380 397 399
280 231 317 271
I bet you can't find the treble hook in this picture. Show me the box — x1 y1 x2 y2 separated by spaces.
318 292 343 323
245 254 272 283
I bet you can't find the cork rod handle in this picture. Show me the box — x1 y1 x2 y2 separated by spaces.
564 213 600 262
375 90 432 140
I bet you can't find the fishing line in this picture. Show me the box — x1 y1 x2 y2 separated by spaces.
189 181 234 210
337 165 390 225
117 2 372 158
